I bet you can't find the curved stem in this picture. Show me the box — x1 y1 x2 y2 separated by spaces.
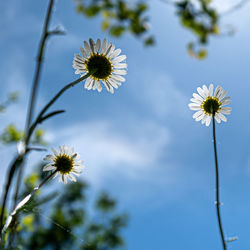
26 72 93 143
25 0 54 135
212 115 227 250
12 0 55 218
1 171 57 236
0 72 92 237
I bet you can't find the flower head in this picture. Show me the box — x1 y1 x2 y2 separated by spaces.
73 38 127 94
188 84 231 126
43 145 84 184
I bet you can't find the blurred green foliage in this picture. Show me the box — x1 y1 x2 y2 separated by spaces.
1 125 24 144
75 0 155 46
0 92 19 113
0 125 47 146
175 0 219 59
74 0 224 58
5 169 128 249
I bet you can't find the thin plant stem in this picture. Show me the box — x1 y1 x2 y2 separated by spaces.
26 72 94 143
25 0 54 136
212 114 227 250
0 71 94 236
13 0 55 212
5 2 56 246
2 171 57 237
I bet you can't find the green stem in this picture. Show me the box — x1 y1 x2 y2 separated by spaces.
2 171 57 236
0 72 93 237
12 0 55 226
26 72 93 143
212 114 227 250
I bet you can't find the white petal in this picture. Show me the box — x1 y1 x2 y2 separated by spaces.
209 84 213 96
53 172 59 179
92 79 98 90
221 99 231 105
218 89 227 100
69 147 75 156
215 114 221 123
89 38 95 53
193 110 203 119
188 103 201 111
85 77 93 89
214 86 221 98
190 98 202 104
51 148 58 156
59 175 63 183
113 63 127 69
68 174 77 182
84 41 91 54
62 174 67 184
205 115 212 126
43 154 54 161
110 74 125 82
220 107 231 114
80 47 88 58
112 55 126 63
201 114 208 124
218 112 227 122
113 69 127 75
202 85 209 97
195 113 205 121
110 49 121 59
96 39 101 52
193 93 204 102
107 79 118 89
43 164 56 171
72 153 80 160
220 96 230 104
105 43 114 56
107 43 115 56
97 81 102 92
103 81 114 94
100 39 107 54
197 87 206 99
63 145 69 154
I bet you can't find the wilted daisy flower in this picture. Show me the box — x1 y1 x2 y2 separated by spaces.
43 145 84 184
188 84 231 126
73 38 127 94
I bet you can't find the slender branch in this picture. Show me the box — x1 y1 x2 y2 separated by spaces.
26 72 94 143
25 0 54 136
1 171 57 236
0 72 93 236
212 115 227 250
0 156 23 233
12 0 56 217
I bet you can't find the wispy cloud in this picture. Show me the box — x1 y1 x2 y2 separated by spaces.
47 120 170 186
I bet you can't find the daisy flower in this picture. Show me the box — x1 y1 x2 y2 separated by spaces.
43 145 84 184
73 38 127 94
188 84 231 126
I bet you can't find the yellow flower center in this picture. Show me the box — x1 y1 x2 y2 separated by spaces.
201 97 221 115
54 154 73 174
85 54 112 80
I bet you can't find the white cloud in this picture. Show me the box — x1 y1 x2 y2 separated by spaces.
131 71 188 119
47 120 170 187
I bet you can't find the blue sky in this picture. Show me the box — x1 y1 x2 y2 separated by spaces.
1 0 250 249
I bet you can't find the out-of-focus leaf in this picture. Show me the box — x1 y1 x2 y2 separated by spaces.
75 0 154 47
21 214 34 231
1 124 24 144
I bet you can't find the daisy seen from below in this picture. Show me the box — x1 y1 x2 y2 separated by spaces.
73 38 127 94
188 84 231 126
43 145 84 184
